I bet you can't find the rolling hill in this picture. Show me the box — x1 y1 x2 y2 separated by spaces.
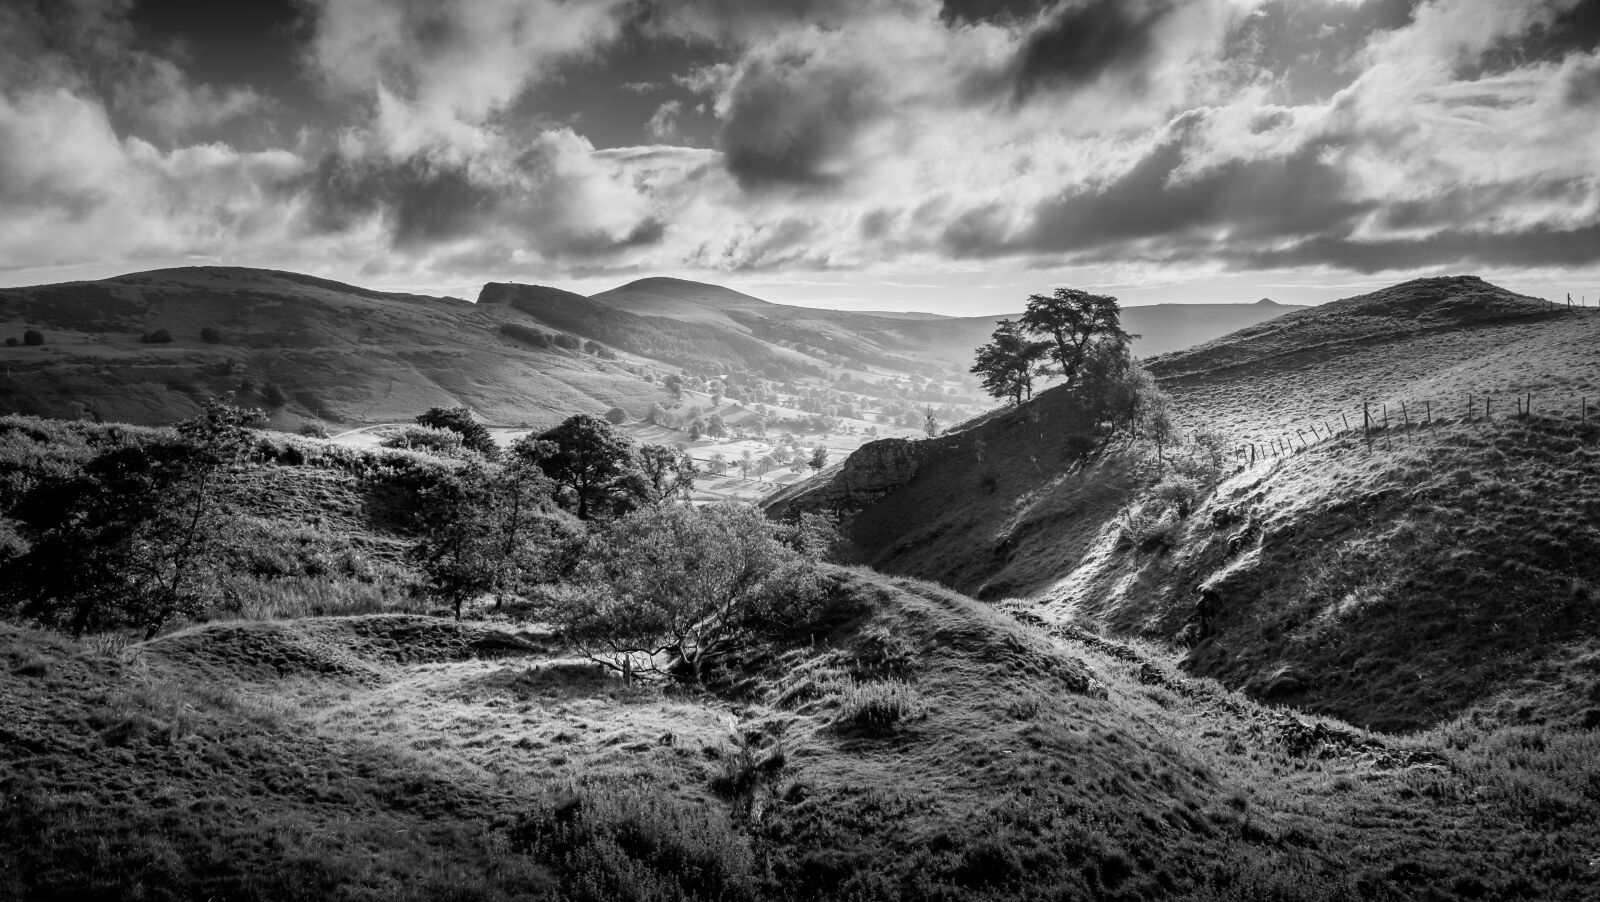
768 276 1600 731
0 267 667 431
0 266 1303 430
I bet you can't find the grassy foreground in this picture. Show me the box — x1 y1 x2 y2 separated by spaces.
4 567 1598 901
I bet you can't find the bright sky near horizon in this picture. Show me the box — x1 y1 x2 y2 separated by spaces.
2 0 1598 314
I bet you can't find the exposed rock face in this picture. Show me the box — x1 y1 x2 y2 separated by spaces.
764 438 928 519
762 386 1131 598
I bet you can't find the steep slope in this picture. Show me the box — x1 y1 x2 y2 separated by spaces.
764 388 1139 600
6 569 1595 901
0 267 666 429
772 276 1600 730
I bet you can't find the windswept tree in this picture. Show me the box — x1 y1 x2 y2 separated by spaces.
416 406 498 458
1018 289 1132 390
517 414 634 520
970 319 1049 405
544 503 819 685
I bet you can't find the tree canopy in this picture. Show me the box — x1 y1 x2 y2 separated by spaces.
970 319 1049 405
1018 288 1132 389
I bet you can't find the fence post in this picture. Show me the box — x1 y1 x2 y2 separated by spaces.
1487 396 1492 419
1425 400 1431 426
1401 402 1409 428
1584 397 1588 426
1382 404 1389 429
1363 401 1372 450
1297 429 1308 448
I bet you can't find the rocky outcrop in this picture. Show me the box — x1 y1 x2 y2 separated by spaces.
764 438 929 519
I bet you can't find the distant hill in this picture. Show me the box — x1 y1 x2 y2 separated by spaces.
769 275 1600 731
585 277 1307 370
0 267 666 429
0 266 1303 428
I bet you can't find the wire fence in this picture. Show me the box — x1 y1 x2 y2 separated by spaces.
1222 390 1598 468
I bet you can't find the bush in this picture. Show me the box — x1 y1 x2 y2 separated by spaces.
553 333 581 350
837 681 926 734
603 407 627 425
4 338 17 348
140 329 173 344
381 425 465 457
1149 475 1202 519
22 329 43 346
499 323 551 348
415 406 497 457
1117 502 1180 552
199 327 223 343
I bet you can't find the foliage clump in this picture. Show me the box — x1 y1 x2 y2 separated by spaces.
1 398 263 637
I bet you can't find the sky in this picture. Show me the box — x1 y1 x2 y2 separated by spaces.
1 0 1598 314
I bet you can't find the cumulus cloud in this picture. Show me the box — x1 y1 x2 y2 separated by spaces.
2 0 1598 289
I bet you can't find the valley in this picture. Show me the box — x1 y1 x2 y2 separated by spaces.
2 271 1597 901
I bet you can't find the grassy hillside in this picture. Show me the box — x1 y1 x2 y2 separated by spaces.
5 568 1596 900
0 267 667 431
775 276 1600 733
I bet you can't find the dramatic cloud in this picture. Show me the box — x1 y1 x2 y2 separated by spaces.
1 0 1597 297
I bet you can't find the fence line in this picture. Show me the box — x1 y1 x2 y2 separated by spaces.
1211 390 1597 469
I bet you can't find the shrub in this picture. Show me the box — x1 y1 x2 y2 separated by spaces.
381 425 465 457
297 422 330 439
603 407 627 425
415 406 497 457
140 329 173 343
837 681 926 734
1117 502 1181 553
552 333 581 350
499 323 551 348
4 338 17 347
1149 475 1202 519
22 329 43 346
199 327 223 343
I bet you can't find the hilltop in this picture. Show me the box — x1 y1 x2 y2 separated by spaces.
770 276 1600 731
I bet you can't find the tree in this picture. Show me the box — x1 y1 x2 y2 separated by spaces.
2 398 263 638
416 406 498 457
544 503 816 685
808 446 829 474
706 414 727 439
200 327 223 343
22 329 43 346
970 319 1049 405
1141 392 1177 461
522 414 635 520
706 453 730 476
739 449 753 480
141 329 173 343
604 407 628 425
1018 288 1132 390
410 459 572 619
634 443 696 504
923 408 938 438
